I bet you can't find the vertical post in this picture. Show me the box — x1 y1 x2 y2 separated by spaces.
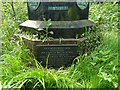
11 0 16 21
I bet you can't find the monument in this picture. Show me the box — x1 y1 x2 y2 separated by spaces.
19 1 95 67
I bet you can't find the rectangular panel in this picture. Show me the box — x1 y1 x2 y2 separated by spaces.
35 44 79 67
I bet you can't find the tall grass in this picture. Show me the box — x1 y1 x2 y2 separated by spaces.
68 29 118 88
1 2 119 89
1 2 82 89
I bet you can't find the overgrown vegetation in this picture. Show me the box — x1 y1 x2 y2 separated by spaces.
0 2 119 89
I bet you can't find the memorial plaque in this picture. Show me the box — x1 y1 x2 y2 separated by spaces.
35 44 79 67
19 1 95 67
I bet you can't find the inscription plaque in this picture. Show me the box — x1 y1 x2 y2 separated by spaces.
35 44 79 67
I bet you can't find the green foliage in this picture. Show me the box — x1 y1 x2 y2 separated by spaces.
71 2 118 88
38 18 53 41
1 2 35 87
1 2 119 89
90 2 118 32
43 18 52 39
79 25 102 54
69 30 118 88
2 66 81 89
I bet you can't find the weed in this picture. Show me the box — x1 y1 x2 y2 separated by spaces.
38 18 53 41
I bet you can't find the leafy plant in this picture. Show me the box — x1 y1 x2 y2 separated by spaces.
38 18 53 41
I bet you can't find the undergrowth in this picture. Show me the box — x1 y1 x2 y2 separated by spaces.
1 2 119 89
